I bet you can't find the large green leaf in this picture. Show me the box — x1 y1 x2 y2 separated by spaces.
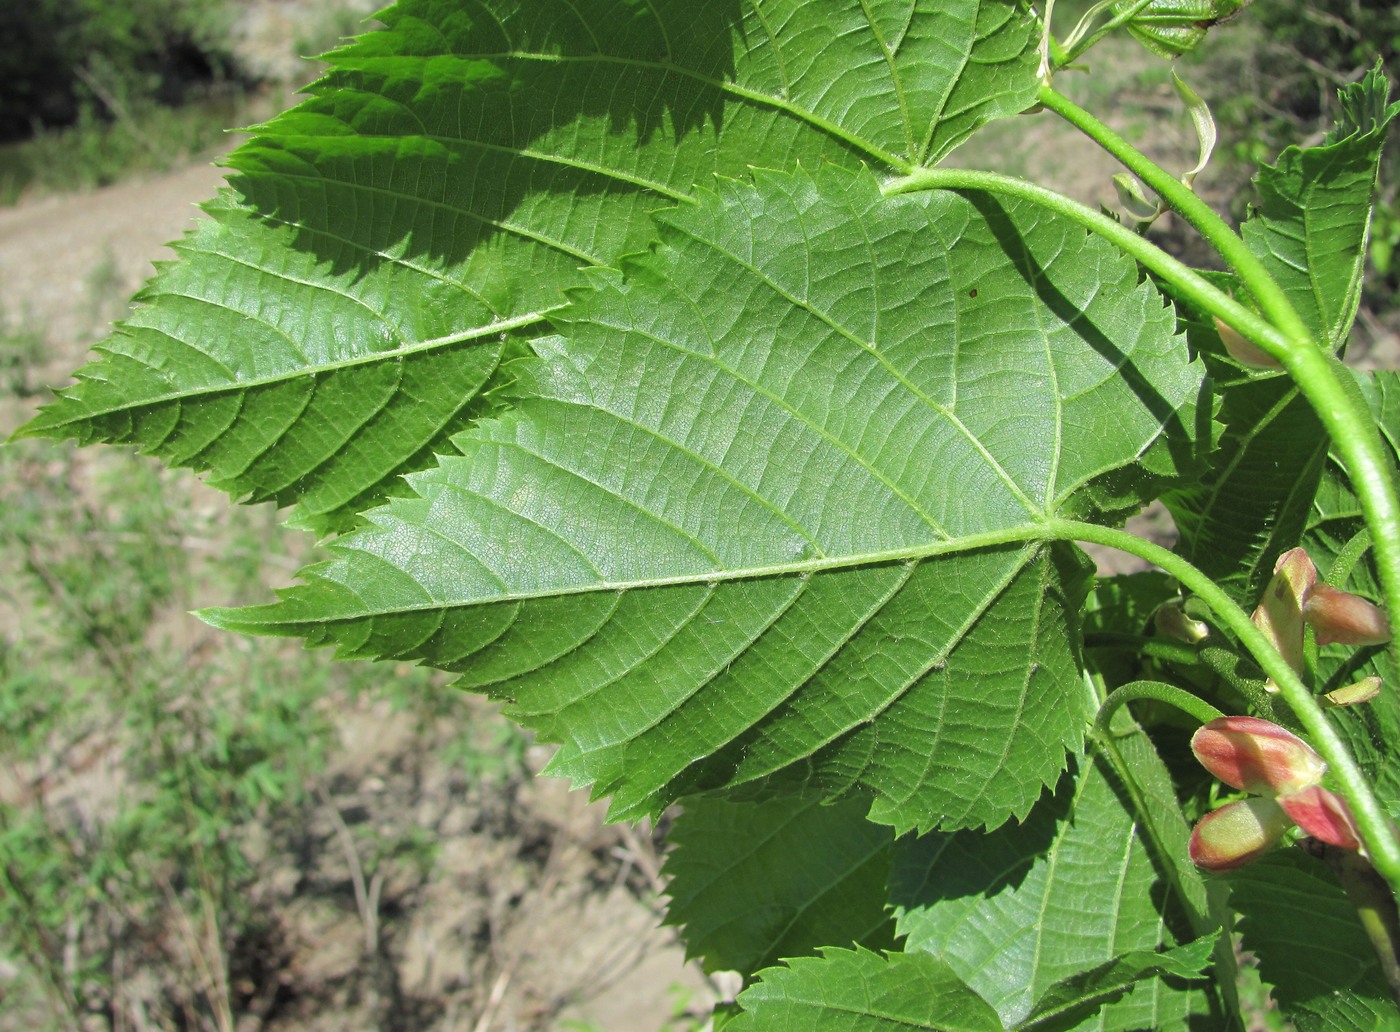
16 0 1041 533
662 794 897 976
206 166 1205 833
1163 71 1398 606
890 740 1213 1030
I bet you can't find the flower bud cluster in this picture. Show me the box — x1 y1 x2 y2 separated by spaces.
1189 716 1361 871
1186 550 1388 871
1251 548 1389 695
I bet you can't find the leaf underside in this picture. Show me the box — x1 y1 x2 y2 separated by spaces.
16 0 1042 534
204 166 1205 833
662 793 897 975
892 744 1212 1030
1233 850 1399 1032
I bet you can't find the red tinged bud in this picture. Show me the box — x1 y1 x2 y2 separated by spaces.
1189 798 1292 872
1323 677 1383 708
1191 716 1327 797
1251 548 1318 685
1302 584 1392 647
1278 786 1363 852
1214 316 1282 369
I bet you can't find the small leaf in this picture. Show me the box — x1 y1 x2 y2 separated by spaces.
1172 70 1217 190
1020 937 1216 1031
729 948 1004 1032
662 794 897 976
1241 64 1400 351
1113 0 1253 59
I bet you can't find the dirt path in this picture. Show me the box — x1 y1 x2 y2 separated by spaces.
0 161 231 387
2 158 713 1031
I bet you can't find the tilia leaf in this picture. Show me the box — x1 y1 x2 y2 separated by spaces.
729 948 1005 1032
203 166 1206 834
1233 851 1400 1032
15 0 1041 534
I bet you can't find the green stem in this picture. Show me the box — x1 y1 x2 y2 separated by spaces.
1050 518 1400 894
1328 527 1375 588
1056 0 1156 66
1037 85 1310 343
1093 679 1224 738
1084 631 1199 667
1037 86 1400 665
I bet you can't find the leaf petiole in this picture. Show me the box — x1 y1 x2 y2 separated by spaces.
1037 86 1400 670
1093 679 1224 739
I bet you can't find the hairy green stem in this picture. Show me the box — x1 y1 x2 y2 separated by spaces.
1037 86 1309 343
1329 528 1375 589
1093 679 1224 738
1084 631 1199 667
1037 85 1400 673
1052 518 1400 894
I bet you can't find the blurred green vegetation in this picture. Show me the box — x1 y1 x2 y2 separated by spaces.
0 426 529 1026
0 0 380 204
0 0 240 141
0 304 526 1026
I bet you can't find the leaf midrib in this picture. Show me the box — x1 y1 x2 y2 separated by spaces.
202 526 1053 626
32 312 551 428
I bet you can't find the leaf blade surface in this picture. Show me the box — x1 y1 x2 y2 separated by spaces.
17 0 1042 533
205 166 1205 832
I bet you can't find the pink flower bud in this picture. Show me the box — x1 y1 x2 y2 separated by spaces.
1189 797 1292 872
1303 584 1392 647
1191 716 1327 797
1214 316 1282 369
1251 548 1318 684
1278 786 1362 852
1323 677 1383 708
